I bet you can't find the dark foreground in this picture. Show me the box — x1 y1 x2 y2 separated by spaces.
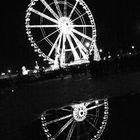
0 72 140 140
1 93 140 140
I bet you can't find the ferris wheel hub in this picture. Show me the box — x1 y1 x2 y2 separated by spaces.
72 103 87 122
58 17 73 34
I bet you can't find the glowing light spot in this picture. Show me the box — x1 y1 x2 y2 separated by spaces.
132 45 135 49
8 70 11 73
95 100 99 104
1 73 5 76
108 55 111 59
84 41 90 48
99 49 103 53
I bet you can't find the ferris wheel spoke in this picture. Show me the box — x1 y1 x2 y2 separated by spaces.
29 8 58 24
64 0 67 16
40 0 59 20
54 0 62 17
26 24 59 28
37 36 54 47
55 31 62 54
59 106 72 112
66 34 80 61
54 31 63 63
84 100 98 107
60 34 67 65
46 114 73 125
70 32 88 59
88 114 103 119
61 108 72 112
66 121 76 140
87 103 105 111
76 123 80 140
37 28 60 44
85 99 105 107
86 119 99 131
53 118 74 139
72 28 92 41
68 0 79 18
48 33 62 57
72 12 87 22
71 25 94 28
48 32 63 57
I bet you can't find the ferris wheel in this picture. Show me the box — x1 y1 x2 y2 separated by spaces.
25 0 108 140
25 0 100 69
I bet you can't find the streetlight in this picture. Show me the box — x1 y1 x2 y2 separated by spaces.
8 69 11 73
99 49 103 53
132 45 135 49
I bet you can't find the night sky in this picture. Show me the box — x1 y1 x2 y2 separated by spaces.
0 0 140 72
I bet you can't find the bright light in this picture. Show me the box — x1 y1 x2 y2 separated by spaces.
1 73 5 76
129 52 132 55
43 58 47 61
103 57 106 61
34 49 38 52
99 49 103 53
8 70 11 73
12 90 14 93
108 55 111 59
58 17 73 34
95 100 99 104
132 45 135 49
22 66 29 75
84 41 90 48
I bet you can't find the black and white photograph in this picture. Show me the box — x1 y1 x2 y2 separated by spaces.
0 0 140 140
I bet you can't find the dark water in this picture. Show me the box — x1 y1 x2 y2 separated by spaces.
101 93 140 140
2 93 139 140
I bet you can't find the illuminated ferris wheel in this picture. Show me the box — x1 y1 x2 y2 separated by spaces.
25 0 100 69
25 1 108 140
